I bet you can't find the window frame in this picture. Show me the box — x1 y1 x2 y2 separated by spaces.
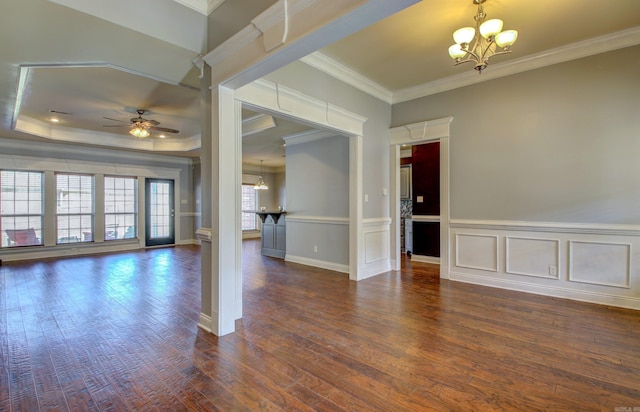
0 170 44 248
104 175 138 241
55 172 95 244
241 184 258 231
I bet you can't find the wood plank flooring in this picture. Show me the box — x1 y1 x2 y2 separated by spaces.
1 240 639 411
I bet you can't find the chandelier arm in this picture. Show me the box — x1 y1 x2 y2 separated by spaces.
460 47 482 64
488 49 512 58
453 59 478 67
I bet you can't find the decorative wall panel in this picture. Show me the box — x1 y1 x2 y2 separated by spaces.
506 237 560 279
569 240 631 288
455 233 499 272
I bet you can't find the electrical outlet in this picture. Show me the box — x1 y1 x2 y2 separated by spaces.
549 266 557 276
314 245 318 253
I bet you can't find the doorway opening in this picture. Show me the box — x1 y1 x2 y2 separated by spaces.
389 117 452 278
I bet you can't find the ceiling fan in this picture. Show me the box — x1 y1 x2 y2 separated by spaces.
103 109 179 138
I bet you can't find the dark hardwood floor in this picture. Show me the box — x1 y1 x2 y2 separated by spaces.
1 240 639 411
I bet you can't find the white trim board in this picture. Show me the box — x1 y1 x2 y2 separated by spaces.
0 136 193 168
286 215 349 225
450 271 640 311
450 219 640 236
411 255 440 265
285 254 349 274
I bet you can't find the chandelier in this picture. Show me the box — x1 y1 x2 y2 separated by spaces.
448 0 518 73
254 160 269 190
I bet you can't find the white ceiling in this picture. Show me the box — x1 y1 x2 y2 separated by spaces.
1 0 639 169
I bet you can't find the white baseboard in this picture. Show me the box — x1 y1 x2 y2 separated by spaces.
177 238 197 245
198 312 213 333
449 271 640 310
411 254 440 264
285 254 349 274
0 240 141 262
242 231 261 239
358 258 392 280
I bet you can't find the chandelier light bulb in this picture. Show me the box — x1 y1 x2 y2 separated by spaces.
479 18 503 38
449 44 466 59
453 27 475 45
495 30 518 48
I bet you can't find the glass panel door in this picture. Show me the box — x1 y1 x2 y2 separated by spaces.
145 178 175 246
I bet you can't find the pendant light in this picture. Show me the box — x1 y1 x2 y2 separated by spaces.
254 160 269 190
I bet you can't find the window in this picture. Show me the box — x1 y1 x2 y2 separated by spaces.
1 170 44 247
241 184 258 231
56 173 94 243
105 176 137 240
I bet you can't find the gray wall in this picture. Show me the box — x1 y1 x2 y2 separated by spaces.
285 135 349 265
257 171 284 211
392 45 640 225
264 61 392 219
286 136 349 216
207 0 277 50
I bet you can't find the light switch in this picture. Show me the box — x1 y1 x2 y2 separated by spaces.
382 188 388 196
417 196 424 203
364 194 369 202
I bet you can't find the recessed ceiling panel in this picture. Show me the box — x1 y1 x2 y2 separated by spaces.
16 65 200 142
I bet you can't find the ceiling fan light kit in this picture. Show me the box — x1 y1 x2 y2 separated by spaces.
448 0 518 73
129 126 150 138
104 109 179 139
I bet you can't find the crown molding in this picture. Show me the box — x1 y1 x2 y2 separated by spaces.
282 129 340 146
393 26 640 103
300 51 393 104
172 0 225 15
300 27 640 105
0 137 193 167
242 113 276 136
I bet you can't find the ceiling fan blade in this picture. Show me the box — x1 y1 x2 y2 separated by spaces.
102 125 127 128
103 117 127 123
141 120 160 126
149 126 179 134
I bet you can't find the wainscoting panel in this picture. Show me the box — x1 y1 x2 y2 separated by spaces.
449 220 640 310
364 230 388 264
506 236 560 279
455 233 499 272
569 241 631 288
360 218 392 280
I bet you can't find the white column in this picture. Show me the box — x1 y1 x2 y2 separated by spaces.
349 135 363 280
200 85 242 336
390 145 401 271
